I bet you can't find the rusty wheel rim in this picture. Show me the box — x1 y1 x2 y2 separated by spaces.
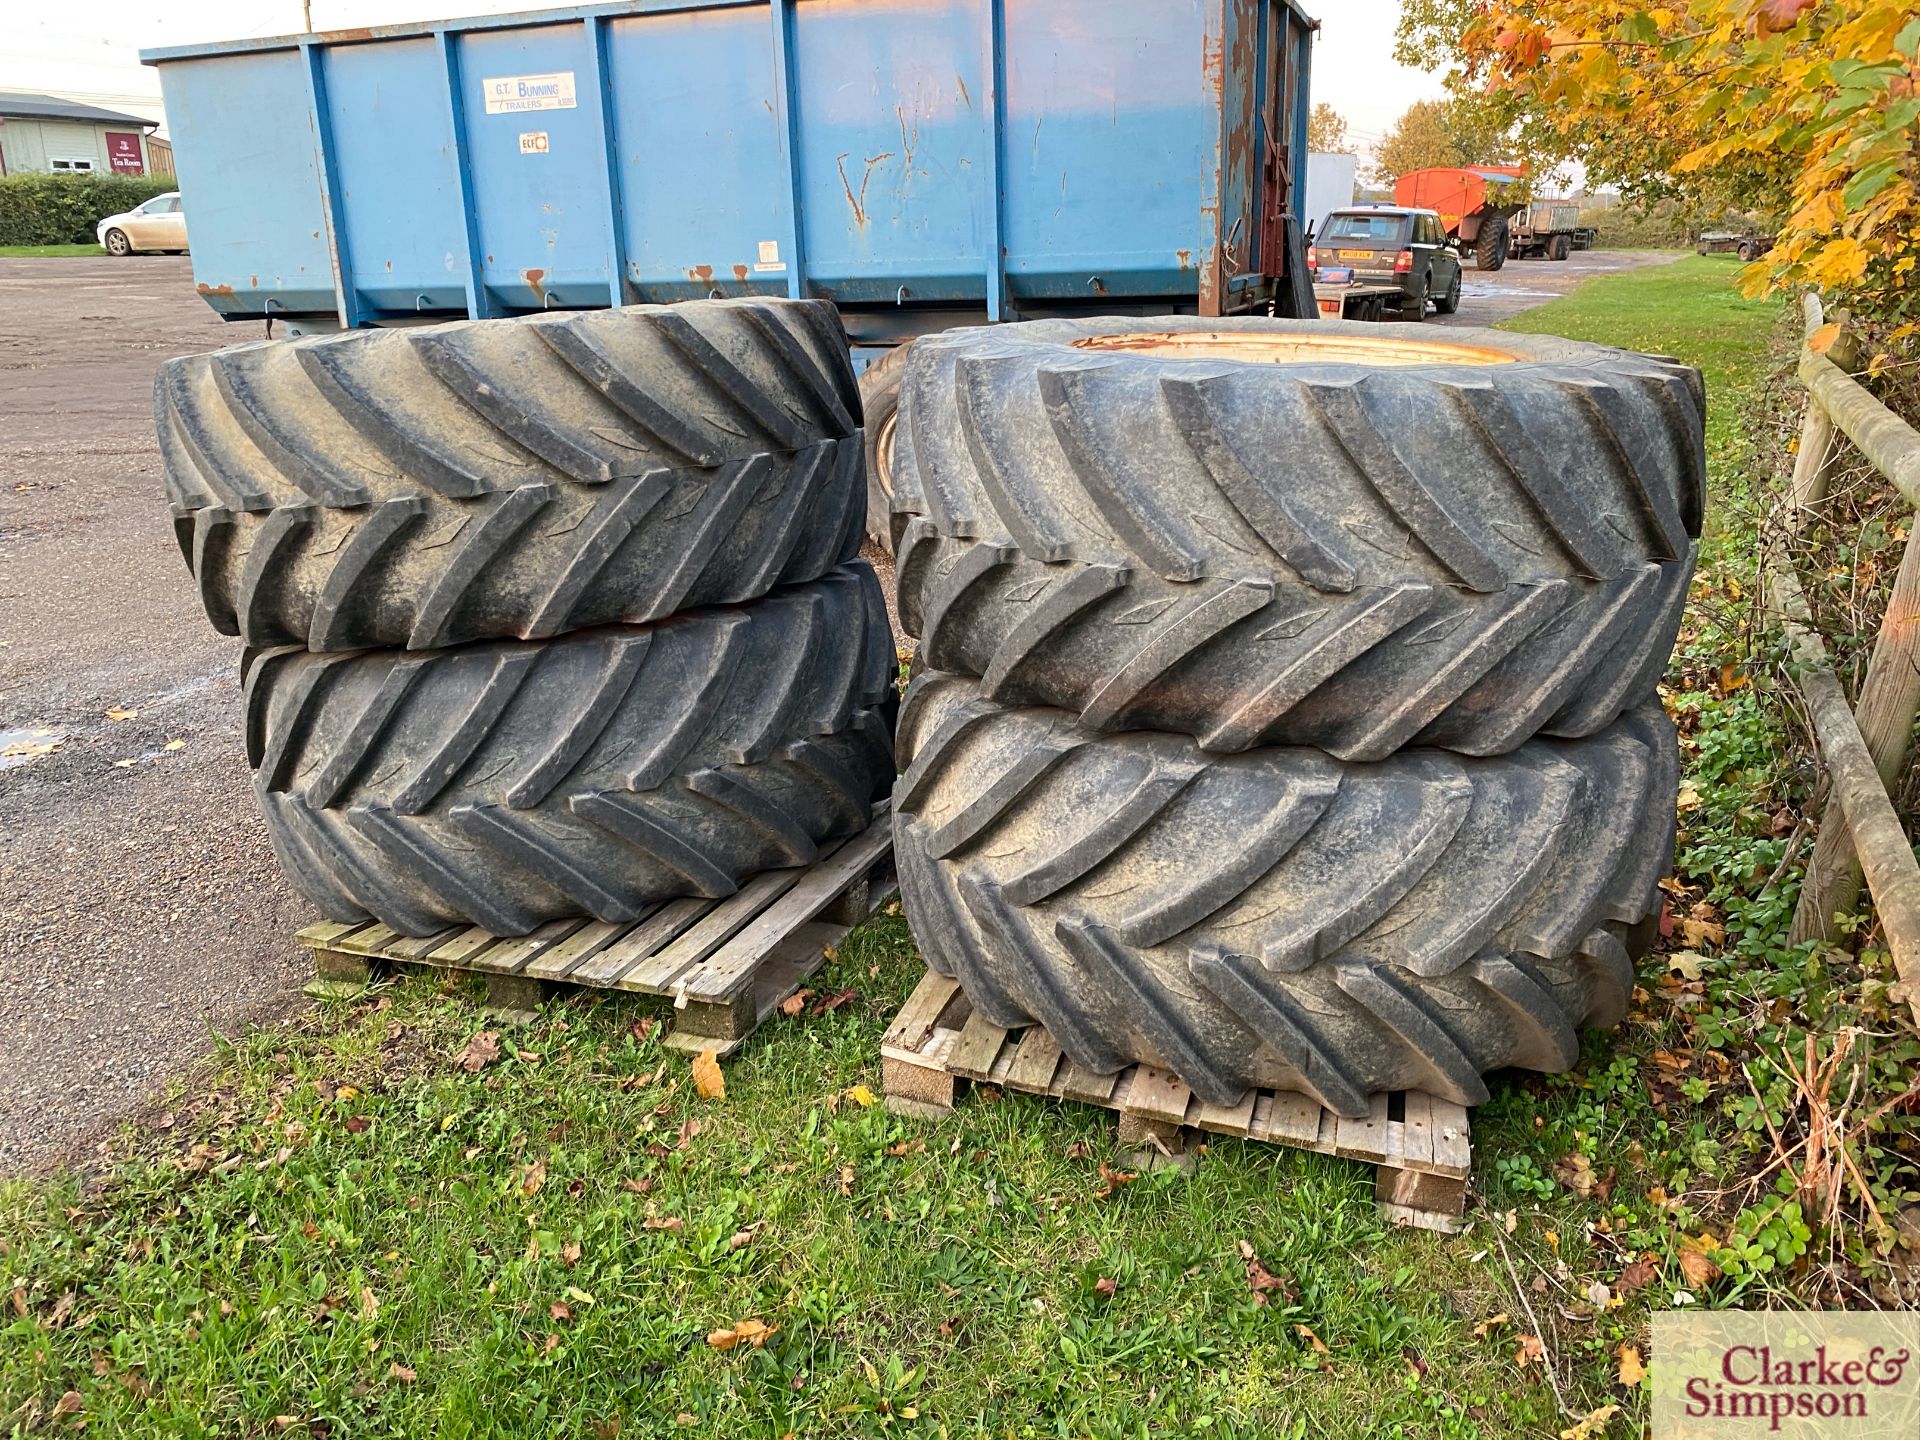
874 407 899 500
1071 330 1516 367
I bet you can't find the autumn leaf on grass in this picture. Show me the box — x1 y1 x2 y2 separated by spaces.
642 1215 684 1232
459 1031 502 1073
1552 1153 1595 1199
1238 1240 1296 1305
707 1317 779 1351
521 1160 547 1198
1618 1343 1646 1387
1559 1406 1619 1440
1295 1324 1330 1356
779 989 814 1017
1472 1312 1510 1339
845 1084 877 1108
1616 1256 1659 1292
389 1363 417 1384
692 1048 726 1100
1094 1277 1117 1299
1677 1243 1722 1289
1515 1333 1546 1368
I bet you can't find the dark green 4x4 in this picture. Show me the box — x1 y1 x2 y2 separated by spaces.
1309 206 1463 320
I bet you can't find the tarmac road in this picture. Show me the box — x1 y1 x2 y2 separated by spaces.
0 247 1683 1176
0 256 311 1174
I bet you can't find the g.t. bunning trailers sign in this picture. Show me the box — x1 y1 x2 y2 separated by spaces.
482 72 577 115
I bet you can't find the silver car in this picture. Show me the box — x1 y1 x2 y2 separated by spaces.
97 192 188 256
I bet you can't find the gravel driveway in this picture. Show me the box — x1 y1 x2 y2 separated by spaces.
0 257 311 1174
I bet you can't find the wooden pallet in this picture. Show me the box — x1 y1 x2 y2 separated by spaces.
880 970 1472 1232
297 806 896 1057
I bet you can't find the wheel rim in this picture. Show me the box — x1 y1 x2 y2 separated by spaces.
1073 330 1517 367
873 407 898 501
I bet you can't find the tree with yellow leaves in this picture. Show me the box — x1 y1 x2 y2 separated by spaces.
1396 2 1920 321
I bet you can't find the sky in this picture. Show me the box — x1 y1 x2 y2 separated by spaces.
1 0 1447 150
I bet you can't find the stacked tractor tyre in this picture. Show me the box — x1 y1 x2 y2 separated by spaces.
158 299 897 937
885 316 1700 1116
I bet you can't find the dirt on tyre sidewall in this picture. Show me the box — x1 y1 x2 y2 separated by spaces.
157 298 866 651
891 314 1703 760
247 562 898 936
892 671 1674 1115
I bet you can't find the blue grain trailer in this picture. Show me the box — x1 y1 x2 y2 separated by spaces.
142 0 1317 535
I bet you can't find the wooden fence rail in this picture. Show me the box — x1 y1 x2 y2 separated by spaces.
1772 293 1920 1030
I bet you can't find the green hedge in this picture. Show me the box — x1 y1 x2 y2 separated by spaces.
0 173 178 247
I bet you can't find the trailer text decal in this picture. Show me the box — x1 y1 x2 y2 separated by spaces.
482 72 577 115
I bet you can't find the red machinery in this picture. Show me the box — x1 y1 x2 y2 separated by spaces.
1393 166 1582 269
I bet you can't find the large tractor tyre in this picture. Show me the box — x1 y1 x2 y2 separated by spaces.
158 298 866 652
1475 215 1509 271
248 563 897 937
891 315 1702 761
857 341 914 550
1550 235 1573 261
892 672 1674 1115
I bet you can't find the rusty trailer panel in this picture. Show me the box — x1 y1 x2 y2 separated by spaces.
142 0 1316 335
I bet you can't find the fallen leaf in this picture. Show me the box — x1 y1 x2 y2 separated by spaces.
1543 1230 1560 1254
643 1215 685 1232
692 1048 726 1100
1404 1347 1429 1381
621 1177 653 1195
359 1288 379 1321
551 1301 573 1322
1238 1239 1296 1305
163 738 186 752
522 1160 547 1198
1516 1334 1546 1368
845 1084 877 1108
52 1391 82 1417
1618 1343 1645 1387
105 707 137 721
938 1314 964 1338
1094 1276 1117 1299
561 1241 581 1267
1473 1312 1511 1339
1560 1405 1620 1440
630 1017 655 1044
1617 1256 1659 1292
1296 1323 1330 1355
1680 915 1725 948
1666 951 1706 981
1094 1161 1137 1199
459 1031 502 1073
389 1363 417 1384
811 987 857 1014
1586 1281 1612 1309
1677 1246 1722 1288
707 1317 778 1351
344 1115 371 1134
779 989 813 1017
1552 1153 1595 1199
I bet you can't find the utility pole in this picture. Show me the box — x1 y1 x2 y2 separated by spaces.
303 3 314 32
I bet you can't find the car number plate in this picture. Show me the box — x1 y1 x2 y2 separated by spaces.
1320 266 1354 284
1337 249 1373 260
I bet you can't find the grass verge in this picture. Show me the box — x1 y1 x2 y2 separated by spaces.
0 245 108 259
5 258 1914 1439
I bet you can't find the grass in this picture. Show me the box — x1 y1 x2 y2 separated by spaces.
8 256 1910 1439
0 244 106 259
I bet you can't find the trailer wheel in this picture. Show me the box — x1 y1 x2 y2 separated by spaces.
104 229 131 257
1736 241 1754 262
247 563 897 936
1550 235 1572 261
857 341 914 550
1475 215 1509 271
157 298 866 651
892 672 1672 1113
890 315 1703 759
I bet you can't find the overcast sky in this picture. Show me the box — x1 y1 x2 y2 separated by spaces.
1 0 1445 152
